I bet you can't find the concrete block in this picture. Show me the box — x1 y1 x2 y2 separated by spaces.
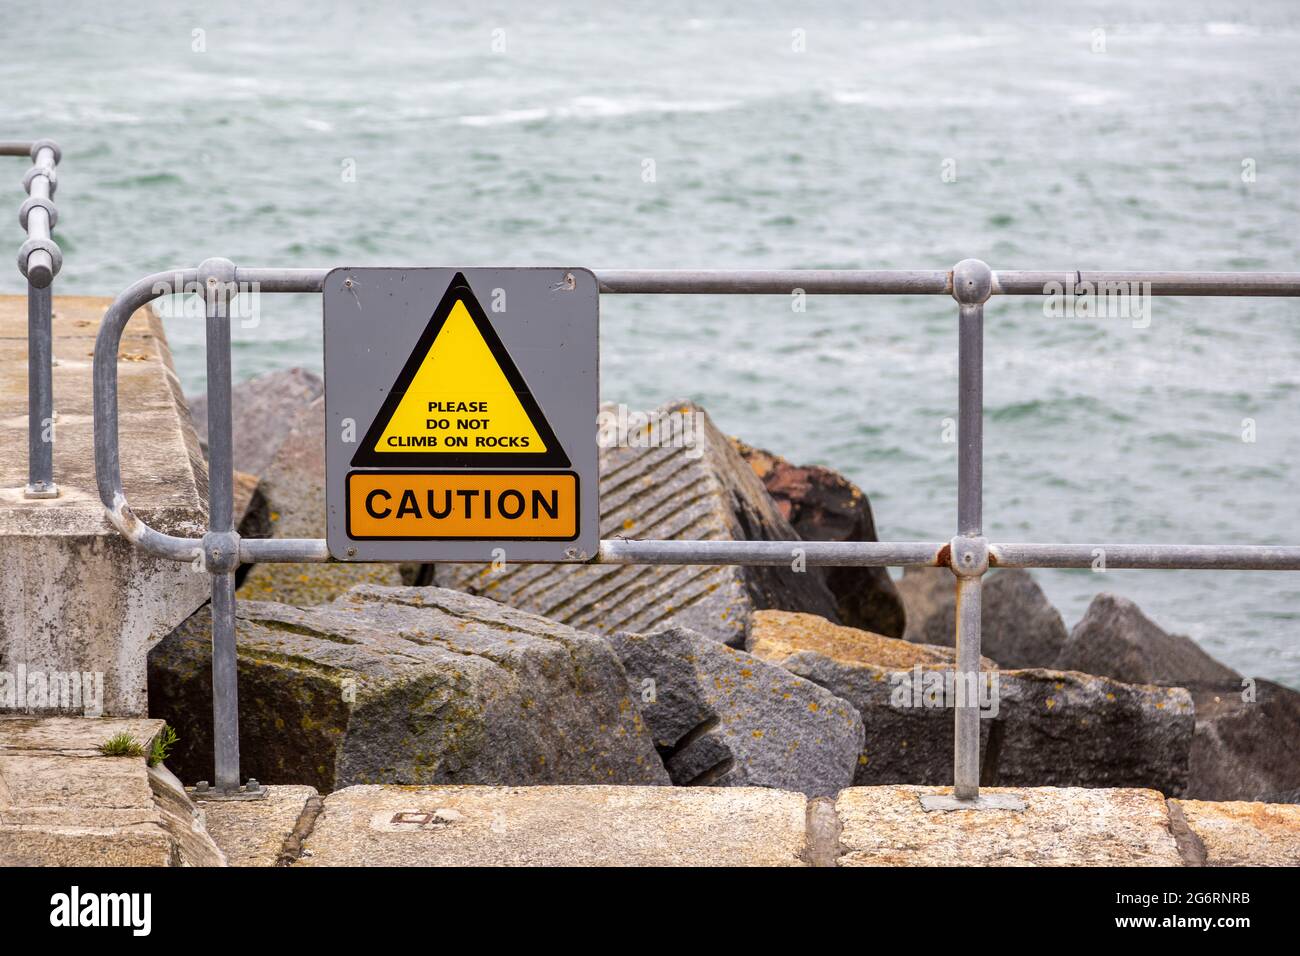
296 784 810 866
197 784 319 867
834 785 1184 866
1170 799 1300 866
0 296 210 716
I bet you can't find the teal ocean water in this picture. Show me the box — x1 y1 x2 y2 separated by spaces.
3 1 1299 686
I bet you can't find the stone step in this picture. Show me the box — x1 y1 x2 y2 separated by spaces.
0 716 224 865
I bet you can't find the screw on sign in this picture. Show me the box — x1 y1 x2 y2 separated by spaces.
323 268 599 563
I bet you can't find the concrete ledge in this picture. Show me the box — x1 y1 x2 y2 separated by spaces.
834 785 1185 866
7 756 1292 867
0 296 210 715
284 784 1300 868
296 785 811 867
0 716 226 866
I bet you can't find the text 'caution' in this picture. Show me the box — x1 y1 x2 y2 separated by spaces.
346 471 579 540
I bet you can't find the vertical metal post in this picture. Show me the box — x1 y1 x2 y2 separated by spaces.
201 259 241 794
19 139 61 498
957 307 983 540
210 570 240 792
26 280 55 496
952 259 992 803
953 574 983 797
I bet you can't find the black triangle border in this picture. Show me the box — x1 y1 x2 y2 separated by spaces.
351 272 571 469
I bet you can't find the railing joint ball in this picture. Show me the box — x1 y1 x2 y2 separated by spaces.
951 258 993 305
948 534 989 578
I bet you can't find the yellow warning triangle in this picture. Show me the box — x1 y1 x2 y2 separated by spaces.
373 300 547 455
352 274 569 468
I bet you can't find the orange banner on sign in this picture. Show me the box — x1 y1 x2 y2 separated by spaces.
346 471 579 540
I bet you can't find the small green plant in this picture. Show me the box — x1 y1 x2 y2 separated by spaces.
148 724 178 767
97 724 178 765
98 732 146 759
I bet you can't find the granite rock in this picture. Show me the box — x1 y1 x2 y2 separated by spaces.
733 439 905 637
235 394 405 604
1056 594 1241 687
148 585 669 792
1186 678 1300 801
749 610 1195 794
607 625 864 796
898 567 1068 668
188 366 323 474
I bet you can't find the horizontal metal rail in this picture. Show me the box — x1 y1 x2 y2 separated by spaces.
146 265 1300 298
595 269 1300 297
992 543 1300 571
91 260 1300 801
229 537 1300 571
4 138 62 497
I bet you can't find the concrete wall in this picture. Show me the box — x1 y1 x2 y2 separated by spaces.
0 296 210 716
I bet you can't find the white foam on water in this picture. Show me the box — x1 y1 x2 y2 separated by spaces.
460 107 552 127
459 96 740 127
1204 21 1260 36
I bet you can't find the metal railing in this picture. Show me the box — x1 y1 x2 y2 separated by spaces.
92 258 1300 803
2 138 62 498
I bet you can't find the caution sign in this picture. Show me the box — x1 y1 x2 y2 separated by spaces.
347 472 578 540
323 268 598 562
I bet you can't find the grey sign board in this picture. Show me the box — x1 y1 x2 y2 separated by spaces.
323 267 599 562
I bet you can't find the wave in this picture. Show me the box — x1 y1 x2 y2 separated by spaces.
459 95 740 127
829 89 1000 110
832 79 1120 110
459 107 551 127
1204 21 1260 37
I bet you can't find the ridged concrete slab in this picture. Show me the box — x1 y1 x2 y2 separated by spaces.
435 400 839 645
0 295 210 715
834 785 1184 866
297 784 810 866
1171 799 1300 866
